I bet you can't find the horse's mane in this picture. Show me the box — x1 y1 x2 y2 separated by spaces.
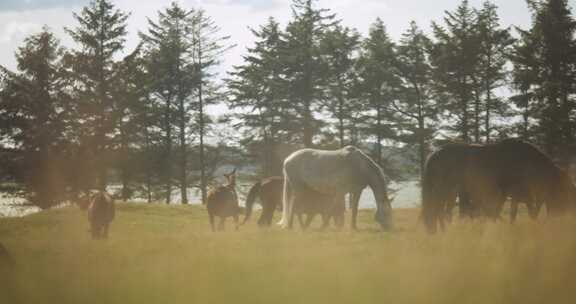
343 146 390 189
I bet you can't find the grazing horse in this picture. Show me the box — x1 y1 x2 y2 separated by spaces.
87 191 115 240
422 138 576 233
206 169 240 232
243 176 284 227
279 146 392 230
243 176 345 229
294 190 345 230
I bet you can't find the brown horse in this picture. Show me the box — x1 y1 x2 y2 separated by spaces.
206 169 240 232
422 139 576 233
294 190 345 230
243 176 283 227
87 191 115 239
242 176 345 229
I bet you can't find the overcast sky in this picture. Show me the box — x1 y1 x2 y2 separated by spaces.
1 0 575 78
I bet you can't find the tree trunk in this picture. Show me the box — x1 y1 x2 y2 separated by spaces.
416 91 426 182
376 100 383 166
460 77 470 143
178 96 188 204
337 76 346 148
522 91 529 140
198 49 207 205
472 77 481 143
484 48 493 143
303 98 313 148
164 96 173 204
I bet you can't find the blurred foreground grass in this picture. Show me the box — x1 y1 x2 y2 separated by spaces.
1 203 576 304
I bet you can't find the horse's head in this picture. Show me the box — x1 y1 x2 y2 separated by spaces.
224 168 237 188
374 190 393 231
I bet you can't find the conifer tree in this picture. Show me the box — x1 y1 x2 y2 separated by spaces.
283 0 337 147
0 29 71 208
393 21 437 178
65 0 129 189
430 0 480 142
357 18 399 165
321 25 360 147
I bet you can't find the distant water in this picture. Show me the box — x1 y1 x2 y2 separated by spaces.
0 181 421 218
0 195 41 217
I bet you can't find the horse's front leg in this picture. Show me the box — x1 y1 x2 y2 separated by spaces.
304 213 316 230
510 199 519 223
320 214 330 230
258 200 273 227
209 214 216 232
103 223 109 239
350 191 360 230
218 217 225 231
532 199 544 219
233 214 239 231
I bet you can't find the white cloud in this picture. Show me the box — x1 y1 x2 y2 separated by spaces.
0 21 41 43
0 0 546 74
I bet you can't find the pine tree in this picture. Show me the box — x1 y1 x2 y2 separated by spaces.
64 0 129 190
320 25 360 147
140 2 198 204
393 21 437 178
189 9 232 204
228 18 295 176
430 0 481 143
0 28 71 208
510 26 541 140
357 18 399 165
510 0 576 160
283 0 337 147
110 45 150 201
476 1 514 142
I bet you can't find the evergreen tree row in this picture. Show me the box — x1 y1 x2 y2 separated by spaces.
2 0 576 208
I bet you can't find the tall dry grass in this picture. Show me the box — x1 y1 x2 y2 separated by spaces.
1 204 575 304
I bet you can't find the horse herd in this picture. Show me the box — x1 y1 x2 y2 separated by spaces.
80 138 576 238
206 139 576 234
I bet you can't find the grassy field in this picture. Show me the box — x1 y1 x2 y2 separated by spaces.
1 203 576 304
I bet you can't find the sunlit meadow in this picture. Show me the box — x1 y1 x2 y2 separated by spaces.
1 203 576 304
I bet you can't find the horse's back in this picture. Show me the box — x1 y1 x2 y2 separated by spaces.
88 192 114 224
207 186 240 217
283 146 361 194
259 177 283 202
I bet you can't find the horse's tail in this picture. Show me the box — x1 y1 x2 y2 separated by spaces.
278 169 292 228
242 181 262 225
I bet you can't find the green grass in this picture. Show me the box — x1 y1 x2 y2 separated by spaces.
1 203 576 304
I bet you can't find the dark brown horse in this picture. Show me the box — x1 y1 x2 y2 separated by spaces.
243 176 283 227
242 176 345 229
422 139 576 233
206 169 240 232
87 191 115 239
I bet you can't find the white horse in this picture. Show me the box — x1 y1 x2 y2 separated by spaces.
279 146 392 230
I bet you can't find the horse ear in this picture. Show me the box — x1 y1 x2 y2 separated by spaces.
230 168 237 175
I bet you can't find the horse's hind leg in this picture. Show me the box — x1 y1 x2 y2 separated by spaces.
218 217 225 231
510 200 519 223
103 224 109 239
525 198 541 220
334 214 344 230
304 213 317 230
91 222 99 239
209 214 216 232
259 202 273 227
350 191 360 230
233 214 239 231
320 214 330 230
